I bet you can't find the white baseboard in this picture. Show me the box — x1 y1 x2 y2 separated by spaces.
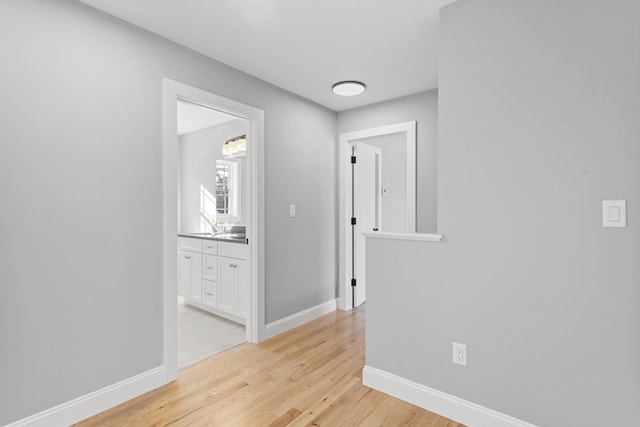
265 299 337 340
6 366 166 427
363 366 538 427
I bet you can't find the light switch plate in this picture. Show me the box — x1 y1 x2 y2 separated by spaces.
603 200 626 227
289 204 296 218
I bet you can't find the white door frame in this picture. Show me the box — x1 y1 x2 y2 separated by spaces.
338 121 416 311
162 79 266 383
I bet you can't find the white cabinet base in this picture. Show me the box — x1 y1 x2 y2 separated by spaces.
178 236 249 325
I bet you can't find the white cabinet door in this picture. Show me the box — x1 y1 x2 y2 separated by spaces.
218 260 236 314
178 251 191 298
235 259 249 319
218 258 248 319
178 250 202 302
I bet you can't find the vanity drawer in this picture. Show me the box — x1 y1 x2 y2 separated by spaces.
178 237 202 252
203 240 218 255
219 241 249 260
203 279 217 308
203 254 218 281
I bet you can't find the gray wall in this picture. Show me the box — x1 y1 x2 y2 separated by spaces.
179 119 248 233
366 0 640 426
0 0 336 424
338 90 438 233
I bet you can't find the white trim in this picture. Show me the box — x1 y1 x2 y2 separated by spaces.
363 366 539 427
338 121 417 311
6 367 165 427
363 232 443 242
163 79 266 386
264 299 337 340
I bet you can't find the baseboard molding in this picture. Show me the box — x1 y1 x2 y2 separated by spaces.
6 366 166 427
265 299 337 340
363 366 538 427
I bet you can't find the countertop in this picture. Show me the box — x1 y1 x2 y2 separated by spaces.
178 233 248 244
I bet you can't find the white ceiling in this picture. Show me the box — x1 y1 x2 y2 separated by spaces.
177 100 236 135
79 0 457 112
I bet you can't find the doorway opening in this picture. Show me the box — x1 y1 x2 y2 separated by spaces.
338 121 417 311
163 79 266 383
176 100 248 368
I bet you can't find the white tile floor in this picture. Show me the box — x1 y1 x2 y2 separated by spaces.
178 297 246 368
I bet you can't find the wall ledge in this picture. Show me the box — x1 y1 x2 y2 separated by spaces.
363 365 539 427
363 232 443 242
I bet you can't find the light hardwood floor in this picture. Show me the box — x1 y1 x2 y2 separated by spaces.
76 310 464 426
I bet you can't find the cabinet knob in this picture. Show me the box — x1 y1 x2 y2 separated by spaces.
185 256 191 260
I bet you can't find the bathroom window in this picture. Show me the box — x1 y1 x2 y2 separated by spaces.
215 160 239 220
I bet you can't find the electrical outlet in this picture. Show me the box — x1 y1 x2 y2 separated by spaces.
453 342 467 367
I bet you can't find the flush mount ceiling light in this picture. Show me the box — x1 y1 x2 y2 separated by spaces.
332 81 366 97
223 135 247 157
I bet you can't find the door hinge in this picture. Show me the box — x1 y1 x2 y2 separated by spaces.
351 278 357 287
351 156 357 164
351 217 357 225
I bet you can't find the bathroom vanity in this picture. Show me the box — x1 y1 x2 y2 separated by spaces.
177 234 249 325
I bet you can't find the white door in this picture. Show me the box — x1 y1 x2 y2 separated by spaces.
353 142 382 307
